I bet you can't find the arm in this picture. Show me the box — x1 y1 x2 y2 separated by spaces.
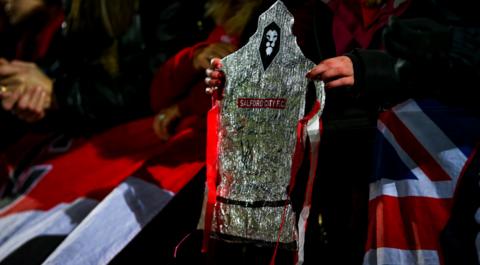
152 43 235 140
150 42 209 113
306 51 404 105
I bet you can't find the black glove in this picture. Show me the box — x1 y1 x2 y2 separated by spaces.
383 17 452 64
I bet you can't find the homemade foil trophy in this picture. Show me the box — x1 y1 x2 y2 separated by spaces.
200 1 325 263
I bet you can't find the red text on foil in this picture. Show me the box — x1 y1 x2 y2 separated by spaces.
237 98 287 109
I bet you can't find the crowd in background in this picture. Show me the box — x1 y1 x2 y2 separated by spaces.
0 0 479 264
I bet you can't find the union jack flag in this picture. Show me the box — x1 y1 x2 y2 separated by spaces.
364 99 480 265
0 117 205 264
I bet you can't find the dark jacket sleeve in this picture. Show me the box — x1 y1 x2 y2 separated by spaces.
346 25 480 110
345 49 406 106
53 60 153 132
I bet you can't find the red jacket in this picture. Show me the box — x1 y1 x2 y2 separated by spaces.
150 26 239 117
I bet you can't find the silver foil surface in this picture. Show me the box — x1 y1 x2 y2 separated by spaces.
211 0 324 247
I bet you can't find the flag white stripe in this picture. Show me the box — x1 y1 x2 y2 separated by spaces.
371 121 454 199
363 247 440 265
393 99 467 184
369 178 454 200
43 177 174 265
0 199 97 261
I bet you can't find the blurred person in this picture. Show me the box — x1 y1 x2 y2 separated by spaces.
306 9 480 110
0 0 219 263
305 1 480 265
0 0 214 203
0 0 63 149
43 0 150 130
150 0 261 141
0 0 212 135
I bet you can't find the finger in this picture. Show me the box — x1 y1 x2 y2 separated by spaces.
210 70 224 80
36 91 48 113
325 76 354 89
0 64 23 77
321 57 343 68
306 63 328 79
10 60 35 69
17 87 34 110
34 87 48 113
28 86 43 111
318 68 348 82
205 77 223 87
153 113 170 141
2 88 21 110
153 119 169 140
205 87 215 95
326 56 353 69
0 58 8 65
206 85 223 97
152 119 162 137
206 68 224 78
157 124 169 141
206 68 213 77
210 58 223 70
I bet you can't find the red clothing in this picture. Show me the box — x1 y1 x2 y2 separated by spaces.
0 26 239 210
0 116 205 215
0 6 64 164
0 5 64 63
16 7 64 62
150 26 239 117
327 0 411 55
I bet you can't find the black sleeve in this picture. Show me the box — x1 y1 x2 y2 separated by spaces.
449 27 480 69
53 61 152 133
345 49 406 106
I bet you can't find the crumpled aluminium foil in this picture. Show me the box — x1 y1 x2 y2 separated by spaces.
211 0 324 247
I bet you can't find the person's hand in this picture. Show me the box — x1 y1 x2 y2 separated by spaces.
306 56 354 89
383 17 451 63
153 104 181 141
193 43 236 71
0 59 12 97
205 58 225 99
0 60 53 123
